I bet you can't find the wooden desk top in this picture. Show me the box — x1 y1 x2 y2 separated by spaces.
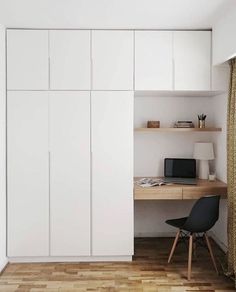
134 177 227 200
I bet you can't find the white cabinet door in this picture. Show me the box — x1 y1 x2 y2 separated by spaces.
135 31 173 90
7 91 49 257
7 30 49 90
92 31 133 90
174 31 211 90
92 91 133 256
50 92 90 256
49 30 91 90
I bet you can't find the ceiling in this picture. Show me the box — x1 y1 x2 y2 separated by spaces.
0 0 234 29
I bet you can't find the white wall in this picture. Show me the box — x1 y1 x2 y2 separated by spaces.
213 2 236 65
0 0 231 29
211 92 228 250
0 25 7 272
134 96 216 176
211 0 235 248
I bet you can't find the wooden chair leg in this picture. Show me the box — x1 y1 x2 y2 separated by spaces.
193 233 197 258
204 233 219 275
188 234 193 280
168 230 180 263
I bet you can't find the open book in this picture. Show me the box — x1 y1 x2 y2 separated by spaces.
136 178 166 187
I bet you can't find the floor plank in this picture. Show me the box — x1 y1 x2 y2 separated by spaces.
0 238 235 291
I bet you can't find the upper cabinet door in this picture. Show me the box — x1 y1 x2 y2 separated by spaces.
173 31 211 91
49 30 91 90
92 31 133 90
135 31 173 90
7 30 49 90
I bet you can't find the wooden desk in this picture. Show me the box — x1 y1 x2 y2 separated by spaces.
134 177 227 200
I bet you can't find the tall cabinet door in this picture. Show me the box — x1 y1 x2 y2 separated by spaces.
7 91 49 256
7 30 49 90
50 92 90 256
174 31 211 90
49 30 91 90
92 31 133 90
92 91 133 256
135 31 173 90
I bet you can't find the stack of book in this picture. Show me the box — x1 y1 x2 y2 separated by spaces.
174 121 194 128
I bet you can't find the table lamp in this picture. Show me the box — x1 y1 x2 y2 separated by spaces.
193 142 215 179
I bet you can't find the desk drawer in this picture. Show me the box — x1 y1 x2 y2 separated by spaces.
183 186 227 199
134 187 182 200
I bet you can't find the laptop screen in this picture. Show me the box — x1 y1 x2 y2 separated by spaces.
164 158 196 178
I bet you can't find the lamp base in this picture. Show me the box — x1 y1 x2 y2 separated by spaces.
198 160 209 180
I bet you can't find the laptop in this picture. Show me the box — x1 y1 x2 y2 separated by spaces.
163 158 197 185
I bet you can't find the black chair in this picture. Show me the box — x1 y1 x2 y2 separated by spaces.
166 195 220 280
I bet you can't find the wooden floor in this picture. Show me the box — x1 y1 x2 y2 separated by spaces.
0 238 235 291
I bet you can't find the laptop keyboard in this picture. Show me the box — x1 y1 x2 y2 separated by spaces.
164 177 197 185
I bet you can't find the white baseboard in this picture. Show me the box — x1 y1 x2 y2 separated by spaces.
8 256 132 263
209 231 227 253
0 258 8 273
135 231 228 253
134 231 176 237
8 234 227 264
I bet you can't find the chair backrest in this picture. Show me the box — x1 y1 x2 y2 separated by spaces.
183 195 220 233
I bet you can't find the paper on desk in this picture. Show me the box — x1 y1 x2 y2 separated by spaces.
136 178 166 187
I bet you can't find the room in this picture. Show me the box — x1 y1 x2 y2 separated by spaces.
0 0 236 291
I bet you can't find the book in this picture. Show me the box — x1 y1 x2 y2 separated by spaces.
174 121 194 128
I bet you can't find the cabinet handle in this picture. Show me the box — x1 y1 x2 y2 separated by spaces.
91 58 93 90
172 58 175 90
48 57 51 89
90 30 93 90
48 150 51 255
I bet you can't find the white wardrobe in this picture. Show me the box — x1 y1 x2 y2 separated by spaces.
7 28 215 260
7 29 134 259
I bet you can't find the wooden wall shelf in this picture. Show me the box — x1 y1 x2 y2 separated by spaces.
134 127 222 132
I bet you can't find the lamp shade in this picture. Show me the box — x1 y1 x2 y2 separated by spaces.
193 142 215 160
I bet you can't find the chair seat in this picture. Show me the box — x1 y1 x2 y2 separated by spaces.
166 217 187 229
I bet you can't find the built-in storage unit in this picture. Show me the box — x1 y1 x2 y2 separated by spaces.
7 29 134 260
135 30 212 92
6 28 227 261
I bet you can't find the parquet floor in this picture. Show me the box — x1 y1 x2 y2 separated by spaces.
0 238 235 291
